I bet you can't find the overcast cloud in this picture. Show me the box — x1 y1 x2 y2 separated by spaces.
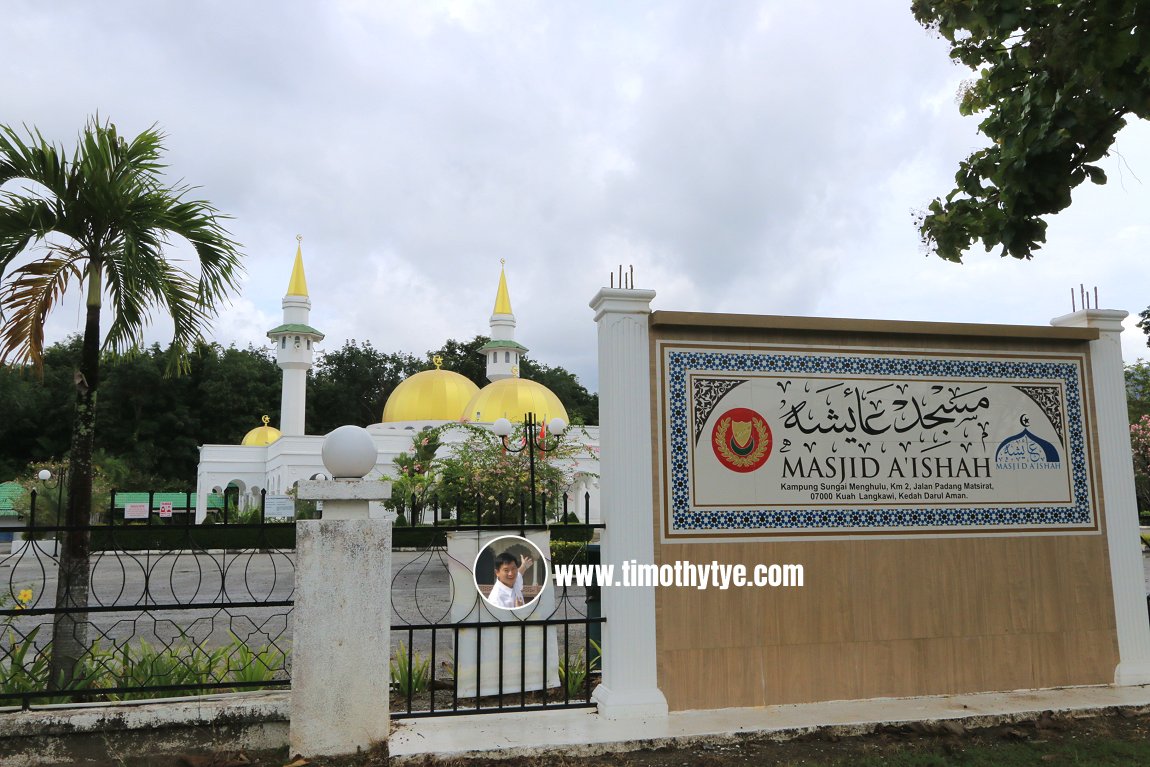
4 1 1149 392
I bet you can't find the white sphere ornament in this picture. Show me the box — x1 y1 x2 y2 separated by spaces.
492 417 513 437
548 417 568 435
321 425 378 478
37 469 52 481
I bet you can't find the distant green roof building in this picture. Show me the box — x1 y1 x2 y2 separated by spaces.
112 492 225 511
0 482 26 519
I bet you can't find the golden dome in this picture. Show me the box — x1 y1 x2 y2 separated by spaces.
242 415 282 446
383 367 481 422
464 377 569 424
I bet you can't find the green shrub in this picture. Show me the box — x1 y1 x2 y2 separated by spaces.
0 629 288 703
550 540 590 567
558 639 600 698
390 641 431 697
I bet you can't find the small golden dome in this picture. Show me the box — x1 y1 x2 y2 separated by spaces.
242 415 282 446
382 367 482 423
464 377 569 424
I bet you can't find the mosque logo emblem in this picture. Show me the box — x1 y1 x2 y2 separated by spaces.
711 407 772 472
994 415 1061 469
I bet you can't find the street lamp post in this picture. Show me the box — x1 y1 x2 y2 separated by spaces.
34 467 66 555
36 467 67 527
491 412 567 524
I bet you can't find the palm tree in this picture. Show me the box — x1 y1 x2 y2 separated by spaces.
0 118 243 689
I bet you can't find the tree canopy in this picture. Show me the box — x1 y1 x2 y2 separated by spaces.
0 335 599 486
913 1 1149 262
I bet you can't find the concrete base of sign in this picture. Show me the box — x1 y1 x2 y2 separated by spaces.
592 683 671 720
388 684 1150 763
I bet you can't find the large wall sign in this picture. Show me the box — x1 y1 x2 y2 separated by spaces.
659 343 1098 539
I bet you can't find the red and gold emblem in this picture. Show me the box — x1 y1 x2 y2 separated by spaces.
711 407 772 472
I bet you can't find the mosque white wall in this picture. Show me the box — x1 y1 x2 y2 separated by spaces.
194 444 269 523
196 424 602 525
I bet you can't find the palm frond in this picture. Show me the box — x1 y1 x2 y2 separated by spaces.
0 124 70 197
0 250 83 370
0 116 244 375
0 193 59 274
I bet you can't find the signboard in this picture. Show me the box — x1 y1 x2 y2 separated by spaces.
659 343 1097 539
123 502 149 520
264 494 295 520
159 501 173 518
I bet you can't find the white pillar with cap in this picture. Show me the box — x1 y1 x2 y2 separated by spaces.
1051 307 1150 685
290 425 393 757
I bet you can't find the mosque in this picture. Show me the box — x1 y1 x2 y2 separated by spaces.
193 245 601 522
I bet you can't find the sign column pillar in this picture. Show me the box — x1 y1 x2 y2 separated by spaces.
1052 308 1150 684
589 287 669 719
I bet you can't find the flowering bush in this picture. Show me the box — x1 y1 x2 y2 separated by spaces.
384 422 596 525
1131 414 1150 514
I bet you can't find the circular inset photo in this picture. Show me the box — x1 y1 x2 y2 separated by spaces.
473 535 548 611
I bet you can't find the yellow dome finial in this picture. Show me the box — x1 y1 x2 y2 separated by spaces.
433 354 444 369
287 236 309 297
242 415 282 446
493 259 512 315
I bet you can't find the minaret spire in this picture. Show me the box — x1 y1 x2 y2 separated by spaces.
479 260 528 382
286 242 309 297
267 236 324 436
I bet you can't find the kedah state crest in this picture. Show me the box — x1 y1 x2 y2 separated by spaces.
711 407 772 472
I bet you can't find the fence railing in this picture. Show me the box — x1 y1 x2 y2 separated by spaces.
3 487 602 715
389 491 604 718
0 489 293 709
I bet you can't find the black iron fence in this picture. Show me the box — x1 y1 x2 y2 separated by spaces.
0 490 293 709
3 487 603 717
389 492 604 718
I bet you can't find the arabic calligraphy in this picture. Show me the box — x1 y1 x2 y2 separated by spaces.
779 383 991 437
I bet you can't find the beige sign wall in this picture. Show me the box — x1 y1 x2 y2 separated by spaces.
650 312 1118 710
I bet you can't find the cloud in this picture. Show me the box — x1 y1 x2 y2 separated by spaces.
3 0 1148 395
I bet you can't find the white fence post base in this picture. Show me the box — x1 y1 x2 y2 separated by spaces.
291 517 393 756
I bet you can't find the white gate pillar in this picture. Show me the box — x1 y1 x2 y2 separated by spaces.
291 426 394 756
1052 308 1150 684
589 287 669 719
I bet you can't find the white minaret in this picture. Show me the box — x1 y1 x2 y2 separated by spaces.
267 238 324 436
479 260 528 382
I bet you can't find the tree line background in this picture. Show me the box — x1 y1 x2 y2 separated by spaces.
0 335 597 489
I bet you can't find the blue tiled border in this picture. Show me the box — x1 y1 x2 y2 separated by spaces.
665 349 1093 534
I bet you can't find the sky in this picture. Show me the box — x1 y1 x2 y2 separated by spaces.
3 1 1149 392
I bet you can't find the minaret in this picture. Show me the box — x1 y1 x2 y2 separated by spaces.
267 237 324 436
479 260 528 382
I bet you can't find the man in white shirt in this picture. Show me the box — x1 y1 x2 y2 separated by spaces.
487 551 535 609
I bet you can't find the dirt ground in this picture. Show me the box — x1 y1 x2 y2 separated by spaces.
114 707 1150 767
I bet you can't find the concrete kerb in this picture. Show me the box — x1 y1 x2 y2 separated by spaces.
387 684 1150 764
4 684 1150 765
0 690 289 767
